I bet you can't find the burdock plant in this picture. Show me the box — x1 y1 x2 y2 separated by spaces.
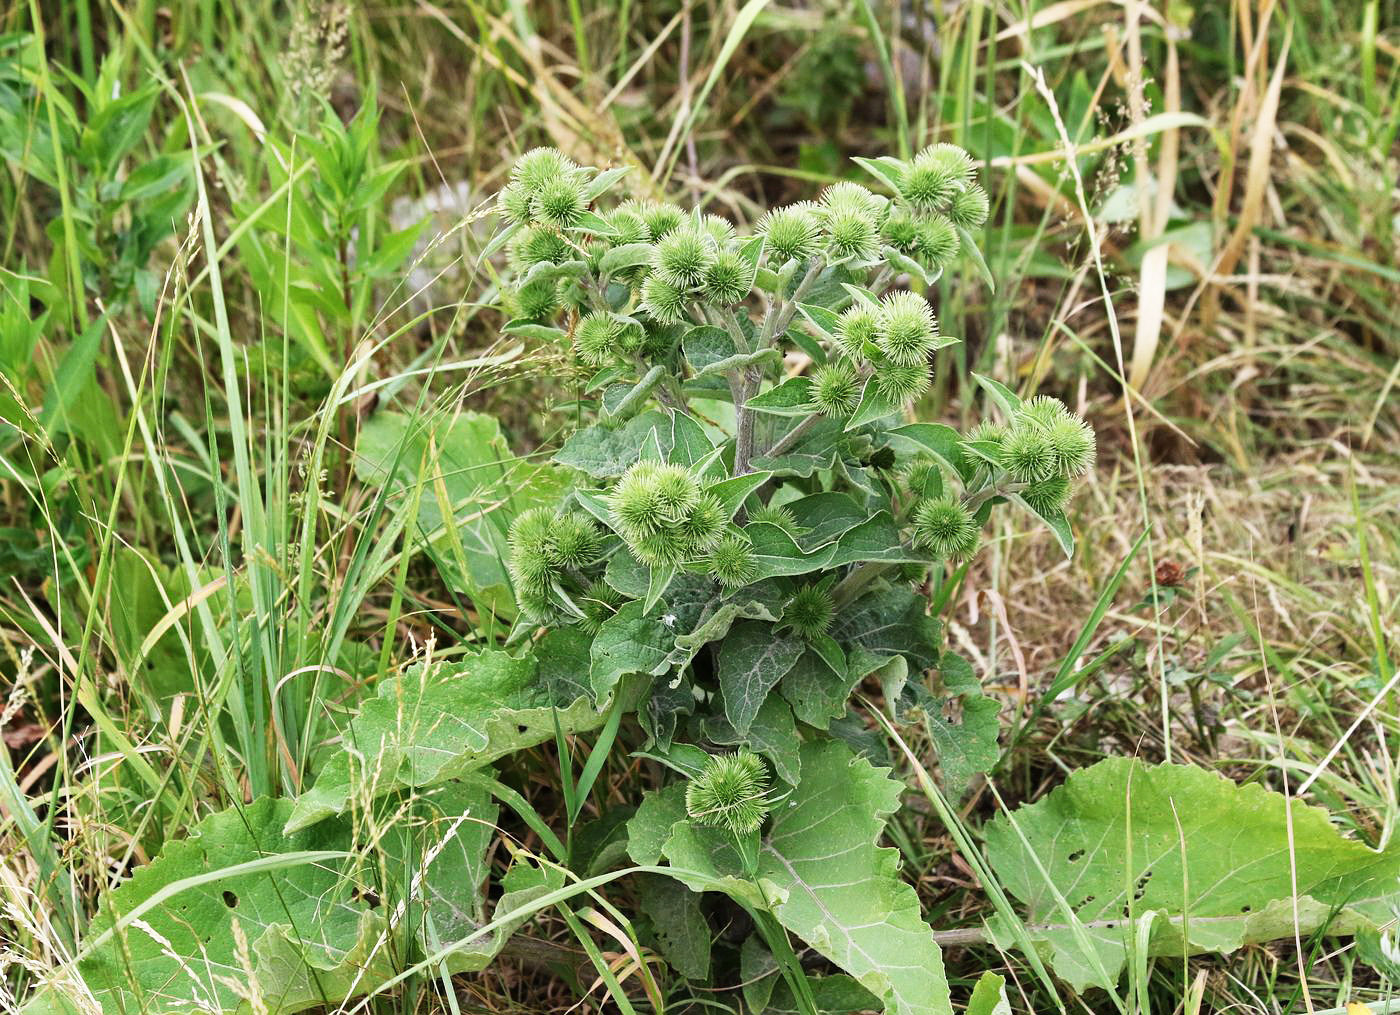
489 141 1095 883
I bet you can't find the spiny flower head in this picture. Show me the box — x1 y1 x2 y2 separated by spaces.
966 419 1008 445
818 184 884 261
609 462 668 540
510 147 576 193
651 463 701 519
512 226 572 269
606 208 649 245
640 273 687 324
1022 474 1072 515
579 579 623 634
873 361 930 403
1022 395 1072 426
820 181 886 220
511 278 560 320
784 584 834 639
1042 414 1096 477
900 143 974 210
901 456 942 497
575 312 620 366
701 248 755 306
510 507 598 594
608 463 719 565
948 184 990 229
531 174 588 227
685 751 771 835
811 362 861 418
652 227 716 288
834 303 880 361
497 182 534 224
999 424 1057 483
548 513 602 569
911 496 980 559
639 201 685 239
615 320 647 354
749 502 799 533
701 214 737 246
876 291 939 366
678 492 726 555
882 210 921 253
633 527 692 567
914 216 960 270
707 534 758 588
758 204 820 263
1006 399 1095 478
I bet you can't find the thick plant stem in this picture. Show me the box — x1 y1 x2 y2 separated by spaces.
831 561 899 610
763 411 823 460
760 257 826 346
732 364 761 476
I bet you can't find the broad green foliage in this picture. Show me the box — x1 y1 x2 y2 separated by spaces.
355 409 570 622
286 641 604 831
22 784 532 1015
632 740 954 1015
984 758 1400 991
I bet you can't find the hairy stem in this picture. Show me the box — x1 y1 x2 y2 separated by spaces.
732 364 761 476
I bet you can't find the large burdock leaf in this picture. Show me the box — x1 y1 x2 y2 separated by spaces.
21 783 531 1015
355 410 570 620
634 740 953 1015
984 758 1400 991
287 642 603 832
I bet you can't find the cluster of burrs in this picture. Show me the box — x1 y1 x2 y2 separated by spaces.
506 506 622 630
496 142 990 377
901 395 1096 562
810 289 953 418
606 461 777 592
